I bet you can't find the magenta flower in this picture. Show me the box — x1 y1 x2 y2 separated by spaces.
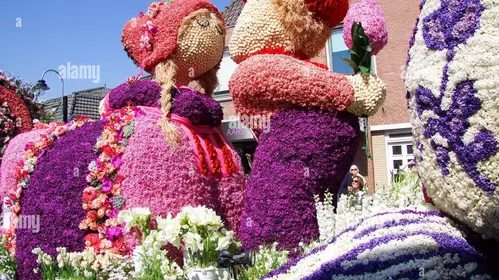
105 227 122 241
111 157 122 169
102 178 113 193
343 0 388 56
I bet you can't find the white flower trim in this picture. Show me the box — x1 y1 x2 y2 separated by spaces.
341 235 439 270
267 211 478 280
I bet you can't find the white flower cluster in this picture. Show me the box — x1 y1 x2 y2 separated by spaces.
30 206 237 280
346 73 387 117
32 247 134 280
119 206 236 273
265 210 491 280
117 207 152 232
315 172 437 242
238 242 289 280
405 0 499 240
314 191 335 243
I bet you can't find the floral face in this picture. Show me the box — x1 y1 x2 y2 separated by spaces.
172 9 225 82
229 0 292 63
229 0 333 63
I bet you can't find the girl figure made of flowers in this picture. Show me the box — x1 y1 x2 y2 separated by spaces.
228 0 388 252
0 1 245 279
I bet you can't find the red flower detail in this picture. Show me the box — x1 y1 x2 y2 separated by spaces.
100 145 115 156
213 133 238 175
87 210 98 222
85 233 101 253
0 86 33 133
114 174 126 185
112 238 128 254
201 134 222 176
190 128 209 175
74 116 89 122
83 188 98 202
422 184 435 205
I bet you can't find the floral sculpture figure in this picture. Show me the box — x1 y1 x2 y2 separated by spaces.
0 0 245 279
406 0 499 240
266 0 499 278
228 0 388 251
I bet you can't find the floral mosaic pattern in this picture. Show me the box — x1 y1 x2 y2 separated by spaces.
412 0 498 194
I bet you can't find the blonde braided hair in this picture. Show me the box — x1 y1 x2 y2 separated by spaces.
155 60 181 147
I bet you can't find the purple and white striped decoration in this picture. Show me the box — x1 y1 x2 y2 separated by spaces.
264 210 492 279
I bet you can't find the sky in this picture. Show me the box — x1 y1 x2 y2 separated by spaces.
0 0 232 100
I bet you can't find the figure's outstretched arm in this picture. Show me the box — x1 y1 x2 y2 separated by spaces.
229 54 355 117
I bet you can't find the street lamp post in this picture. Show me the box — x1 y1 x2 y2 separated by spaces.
34 69 67 122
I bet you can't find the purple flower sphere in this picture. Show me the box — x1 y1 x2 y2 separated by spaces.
108 80 161 110
171 87 223 127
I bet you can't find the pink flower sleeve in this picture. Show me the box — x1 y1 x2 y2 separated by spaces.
229 54 355 117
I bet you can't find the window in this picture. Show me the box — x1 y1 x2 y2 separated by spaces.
214 48 237 99
328 27 376 74
385 130 415 183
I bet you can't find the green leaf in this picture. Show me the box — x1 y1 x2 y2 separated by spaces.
349 49 362 61
341 57 360 73
349 49 362 66
123 122 135 138
359 65 370 74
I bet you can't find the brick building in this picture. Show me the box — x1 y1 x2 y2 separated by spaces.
216 0 422 191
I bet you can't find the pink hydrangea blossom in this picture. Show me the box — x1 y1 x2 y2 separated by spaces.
343 0 388 56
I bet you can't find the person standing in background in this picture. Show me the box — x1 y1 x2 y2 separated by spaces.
337 165 366 199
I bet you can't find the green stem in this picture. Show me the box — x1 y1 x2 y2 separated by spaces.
364 117 372 159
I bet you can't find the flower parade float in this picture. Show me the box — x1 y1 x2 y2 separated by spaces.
0 0 246 279
261 0 499 278
228 0 387 252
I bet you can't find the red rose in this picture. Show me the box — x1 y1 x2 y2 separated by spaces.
87 210 98 222
113 238 128 253
100 145 115 156
85 233 101 253
83 188 98 202
114 174 125 185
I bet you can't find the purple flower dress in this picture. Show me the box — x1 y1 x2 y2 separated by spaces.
239 108 359 252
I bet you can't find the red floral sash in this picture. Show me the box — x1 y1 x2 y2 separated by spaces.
136 106 238 177
168 114 238 177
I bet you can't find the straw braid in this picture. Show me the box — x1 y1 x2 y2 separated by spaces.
155 60 181 147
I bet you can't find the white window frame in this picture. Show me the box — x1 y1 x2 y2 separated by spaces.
214 48 236 101
385 129 415 183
